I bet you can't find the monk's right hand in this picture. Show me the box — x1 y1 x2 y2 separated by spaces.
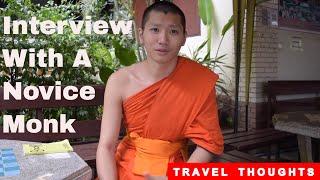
144 173 168 180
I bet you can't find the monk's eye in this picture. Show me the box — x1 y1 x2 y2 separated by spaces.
150 27 159 33
170 29 179 35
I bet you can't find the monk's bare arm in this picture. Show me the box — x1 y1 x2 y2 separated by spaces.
187 146 214 162
96 72 124 180
145 147 214 179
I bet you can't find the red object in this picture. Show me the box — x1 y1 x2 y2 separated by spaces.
167 163 320 179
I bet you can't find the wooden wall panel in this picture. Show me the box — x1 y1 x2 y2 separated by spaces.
173 0 200 37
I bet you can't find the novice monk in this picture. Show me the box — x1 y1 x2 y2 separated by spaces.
96 2 224 180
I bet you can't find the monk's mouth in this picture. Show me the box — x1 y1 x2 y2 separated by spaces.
155 49 169 53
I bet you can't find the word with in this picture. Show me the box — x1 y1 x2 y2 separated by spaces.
2 49 91 68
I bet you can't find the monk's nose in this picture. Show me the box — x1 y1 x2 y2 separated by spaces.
158 31 169 45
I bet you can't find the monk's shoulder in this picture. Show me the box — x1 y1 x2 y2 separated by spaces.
180 56 218 79
106 67 130 94
109 62 142 87
108 67 129 86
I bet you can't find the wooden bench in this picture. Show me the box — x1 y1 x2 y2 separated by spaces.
267 80 320 161
267 80 320 126
0 85 106 176
212 150 267 162
224 128 293 151
185 138 265 162
223 81 320 160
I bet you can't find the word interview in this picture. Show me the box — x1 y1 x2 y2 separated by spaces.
3 16 132 35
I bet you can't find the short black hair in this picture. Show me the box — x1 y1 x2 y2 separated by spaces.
141 1 186 33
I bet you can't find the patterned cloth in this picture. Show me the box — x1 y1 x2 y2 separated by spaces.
305 113 320 123
0 148 20 177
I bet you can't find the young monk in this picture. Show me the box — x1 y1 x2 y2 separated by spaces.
96 1 224 180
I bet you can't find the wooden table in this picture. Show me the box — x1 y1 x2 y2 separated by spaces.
0 139 92 180
273 111 320 162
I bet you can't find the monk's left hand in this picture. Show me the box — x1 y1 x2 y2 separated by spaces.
144 173 168 180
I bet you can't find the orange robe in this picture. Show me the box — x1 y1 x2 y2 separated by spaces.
115 56 224 179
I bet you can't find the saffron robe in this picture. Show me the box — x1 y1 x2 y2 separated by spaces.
115 56 224 179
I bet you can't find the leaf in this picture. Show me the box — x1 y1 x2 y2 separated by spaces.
99 66 114 84
90 42 113 66
61 0 69 4
222 15 234 36
202 52 211 63
196 39 208 53
198 0 213 25
215 79 230 96
0 116 3 126
213 54 227 62
113 40 137 66
23 0 32 6
224 65 235 69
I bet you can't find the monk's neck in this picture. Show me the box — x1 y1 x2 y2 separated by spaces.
144 58 178 79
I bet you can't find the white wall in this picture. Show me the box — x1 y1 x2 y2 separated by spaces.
277 29 320 80
180 0 234 90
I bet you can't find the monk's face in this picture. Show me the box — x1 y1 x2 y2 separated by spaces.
139 11 186 64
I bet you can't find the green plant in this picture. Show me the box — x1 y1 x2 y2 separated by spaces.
198 0 214 58
187 38 233 97
0 0 137 123
186 1 234 97
186 0 234 129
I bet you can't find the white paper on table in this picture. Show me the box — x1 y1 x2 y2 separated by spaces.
44 152 71 159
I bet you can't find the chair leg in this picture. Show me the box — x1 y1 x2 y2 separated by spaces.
314 140 320 162
267 145 272 160
275 143 280 161
318 143 320 161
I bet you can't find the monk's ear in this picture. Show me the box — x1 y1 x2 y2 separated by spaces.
181 31 187 46
138 28 144 45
